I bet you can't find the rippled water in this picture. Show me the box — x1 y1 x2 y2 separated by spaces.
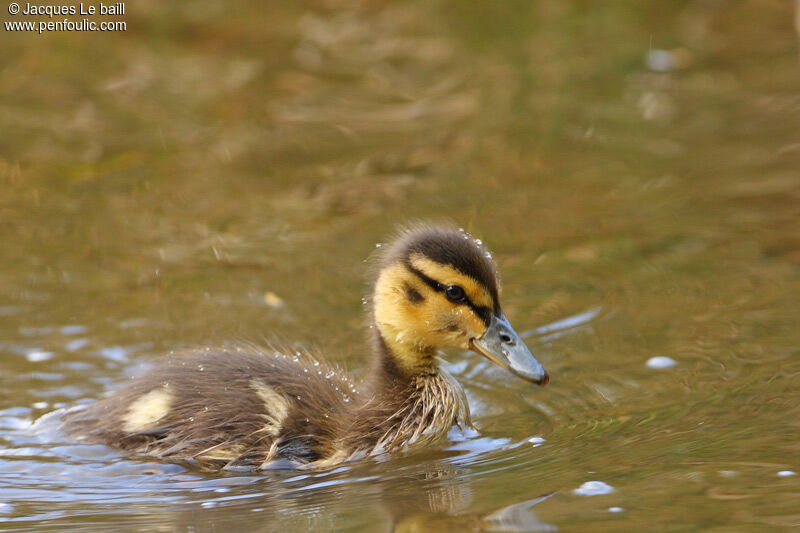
2 1 799 531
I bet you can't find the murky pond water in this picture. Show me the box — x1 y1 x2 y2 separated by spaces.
2 1 799 530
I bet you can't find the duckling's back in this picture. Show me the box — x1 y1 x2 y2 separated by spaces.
61 346 359 470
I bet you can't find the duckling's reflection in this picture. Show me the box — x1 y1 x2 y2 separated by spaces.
162 456 554 532
381 461 475 529
377 460 556 532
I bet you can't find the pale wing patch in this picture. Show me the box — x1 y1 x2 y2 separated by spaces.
409 254 494 309
194 443 246 463
122 387 172 432
302 448 349 469
250 379 290 437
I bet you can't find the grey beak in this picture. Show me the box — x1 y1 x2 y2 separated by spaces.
470 314 549 386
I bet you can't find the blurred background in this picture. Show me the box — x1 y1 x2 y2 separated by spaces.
1 1 799 531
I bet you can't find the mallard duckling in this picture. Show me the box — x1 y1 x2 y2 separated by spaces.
61 225 548 470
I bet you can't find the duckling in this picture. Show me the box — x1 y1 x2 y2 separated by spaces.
61 225 548 470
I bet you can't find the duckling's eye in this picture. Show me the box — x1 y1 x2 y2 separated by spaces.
445 285 466 303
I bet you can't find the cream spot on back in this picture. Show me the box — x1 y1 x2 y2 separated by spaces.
250 379 290 437
122 387 172 432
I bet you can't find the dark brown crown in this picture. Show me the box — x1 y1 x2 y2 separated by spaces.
382 225 500 313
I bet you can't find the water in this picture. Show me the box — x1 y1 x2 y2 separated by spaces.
1 1 799 530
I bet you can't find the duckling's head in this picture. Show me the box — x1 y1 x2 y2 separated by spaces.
372 225 548 386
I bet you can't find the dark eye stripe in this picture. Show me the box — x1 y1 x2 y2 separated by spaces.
406 265 492 326
471 304 492 326
406 265 443 294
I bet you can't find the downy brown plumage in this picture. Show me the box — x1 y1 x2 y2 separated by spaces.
61 224 548 470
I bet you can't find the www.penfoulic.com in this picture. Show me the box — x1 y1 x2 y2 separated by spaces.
5 18 126 33
4 2 127 33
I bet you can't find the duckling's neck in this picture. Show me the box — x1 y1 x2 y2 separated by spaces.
325 325 467 462
373 320 439 379
371 327 434 387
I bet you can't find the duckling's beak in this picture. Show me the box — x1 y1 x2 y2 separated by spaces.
470 314 549 386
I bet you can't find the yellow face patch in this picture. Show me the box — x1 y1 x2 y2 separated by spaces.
122 387 172 433
373 258 494 373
